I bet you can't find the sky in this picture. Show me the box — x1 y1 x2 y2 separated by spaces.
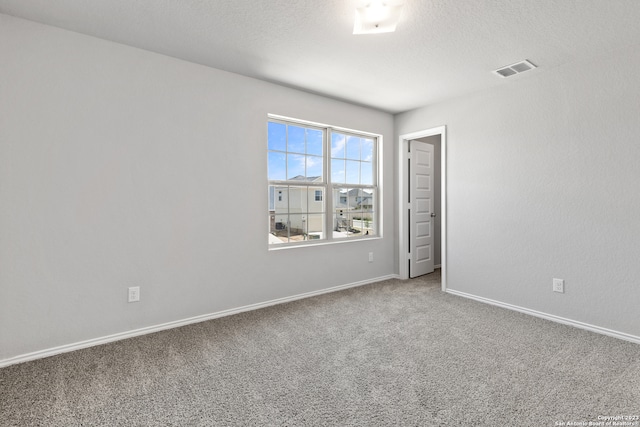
268 121 374 185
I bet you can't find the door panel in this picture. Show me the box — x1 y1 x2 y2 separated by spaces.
410 140 434 278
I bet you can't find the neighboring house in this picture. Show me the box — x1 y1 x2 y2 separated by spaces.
349 188 374 211
270 176 324 237
270 179 374 238
334 188 374 232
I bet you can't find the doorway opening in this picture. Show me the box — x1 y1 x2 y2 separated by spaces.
398 126 446 291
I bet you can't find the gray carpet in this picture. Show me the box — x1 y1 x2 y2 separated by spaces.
1 271 639 426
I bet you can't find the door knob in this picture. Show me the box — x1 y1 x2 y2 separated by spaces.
431 213 436 217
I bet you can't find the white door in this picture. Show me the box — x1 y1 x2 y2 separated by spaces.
409 140 434 278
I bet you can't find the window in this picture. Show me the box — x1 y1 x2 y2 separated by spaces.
268 117 379 246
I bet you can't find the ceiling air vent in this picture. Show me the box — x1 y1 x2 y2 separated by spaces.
493 60 537 78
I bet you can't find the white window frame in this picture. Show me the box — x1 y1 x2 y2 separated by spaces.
268 114 381 249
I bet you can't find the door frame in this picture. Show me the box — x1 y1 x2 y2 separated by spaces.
398 126 447 291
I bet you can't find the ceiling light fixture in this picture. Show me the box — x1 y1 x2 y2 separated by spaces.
353 0 404 35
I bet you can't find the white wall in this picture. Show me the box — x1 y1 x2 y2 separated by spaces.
396 47 640 339
0 14 395 362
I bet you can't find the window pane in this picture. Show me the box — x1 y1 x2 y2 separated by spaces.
269 185 329 244
331 133 346 158
269 186 275 211
353 188 363 209
360 188 375 210
306 214 324 240
268 122 286 151
287 186 307 213
308 187 324 213
306 155 323 180
362 138 374 161
307 129 323 156
288 125 306 154
334 188 349 210
361 189 376 236
331 159 345 184
268 152 286 180
288 214 307 242
332 188 376 239
334 212 359 238
346 136 361 160
273 187 288 215
288 154 305 180
351 208 368 237
362 211 376 236
361 161 373 185
357 210 375 236
345 160 360 184
268 215 285 244
271 213 289 244
333 188 350 238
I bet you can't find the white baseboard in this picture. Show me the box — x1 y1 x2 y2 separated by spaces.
0 274 399 368
446 289 640 345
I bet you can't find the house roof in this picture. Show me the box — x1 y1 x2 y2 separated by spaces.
288 176 322 182
340 188 373 196
1 1 639 113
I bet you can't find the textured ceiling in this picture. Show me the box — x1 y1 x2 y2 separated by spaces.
2 0 640 113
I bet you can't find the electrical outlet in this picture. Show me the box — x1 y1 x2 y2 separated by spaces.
368 252 374 263
552 278 564 293
128 286 140 302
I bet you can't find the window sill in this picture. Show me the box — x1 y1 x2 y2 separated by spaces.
268 235 382 251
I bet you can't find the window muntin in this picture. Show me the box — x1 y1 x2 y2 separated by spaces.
329 131 377 241
270 184 325 243
330 133 375 185
268 121 323 182
268 118 378 247
332 188 375 238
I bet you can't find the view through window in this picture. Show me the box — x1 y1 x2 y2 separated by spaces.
268 117 378 246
